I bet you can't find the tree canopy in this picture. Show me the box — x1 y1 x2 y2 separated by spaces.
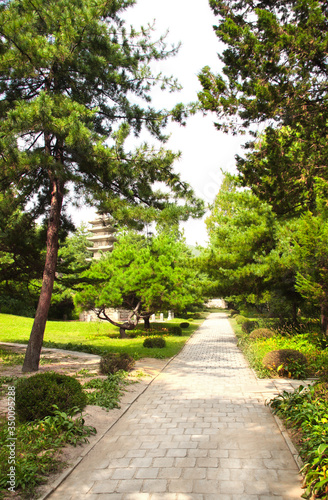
75 231 206 336
198 0 328 216
202 174 302 314
0 191 45 316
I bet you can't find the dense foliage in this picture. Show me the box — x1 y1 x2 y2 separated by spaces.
75 230 207 335
202 174 303 316
235 322 328 380
0 406 96 498
269 384 328 499
198 0 328 216
16 372 87 422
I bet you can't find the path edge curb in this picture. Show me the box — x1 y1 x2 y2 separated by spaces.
273 414 304 471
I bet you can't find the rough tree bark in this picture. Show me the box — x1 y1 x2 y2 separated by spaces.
22 176 65 372
143 315 151 329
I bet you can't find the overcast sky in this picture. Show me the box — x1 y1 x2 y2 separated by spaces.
71 0 245 246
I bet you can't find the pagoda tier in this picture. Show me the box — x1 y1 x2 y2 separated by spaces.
86 215 117 260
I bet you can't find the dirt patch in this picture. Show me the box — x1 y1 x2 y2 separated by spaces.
0 343 168 499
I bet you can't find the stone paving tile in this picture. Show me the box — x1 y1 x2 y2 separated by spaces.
47 313 305 500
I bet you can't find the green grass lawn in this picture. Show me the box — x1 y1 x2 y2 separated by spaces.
0 313 205 360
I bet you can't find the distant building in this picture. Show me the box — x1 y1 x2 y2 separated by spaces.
86 215 116 260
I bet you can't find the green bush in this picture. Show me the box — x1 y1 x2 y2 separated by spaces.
249 328 275 340
0 296 35 317
269 384 328 499
235 315 247 324
143 337 166 348
100 352 135 375
242 320 259 333
179 322 190 329
262 349 307 378
169 325 182 336
16 372 87 422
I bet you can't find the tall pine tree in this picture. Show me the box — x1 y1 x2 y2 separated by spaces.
198 0 328 215
0 0 203 371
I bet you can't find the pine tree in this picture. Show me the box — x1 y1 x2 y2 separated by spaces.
75 231 206 336
203 174 302 315
198 0 328 214
0 0 203 371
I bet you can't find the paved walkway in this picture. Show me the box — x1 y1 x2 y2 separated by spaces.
47 313 305 500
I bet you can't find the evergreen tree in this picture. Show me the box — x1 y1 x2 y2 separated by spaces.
75 231 206 336
0 0 203 371
203 174 302 315
290 187 328 337
198 0 328 214
49 224 93 320
0 191 45 316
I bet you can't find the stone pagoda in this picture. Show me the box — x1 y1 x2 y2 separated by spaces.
86 214 116 260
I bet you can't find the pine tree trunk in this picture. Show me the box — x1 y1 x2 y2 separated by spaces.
119 327 128 338
22 177 64 372
144 316 151 329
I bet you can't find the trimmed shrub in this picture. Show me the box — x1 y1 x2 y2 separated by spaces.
242 320 259 333
143 337 166 348
229 309 239 317
100 352 135 375
262 349 307 378
169 325 182 336
235 315 247 324
179 322 190 329
249 328 275 340
16 372 87 423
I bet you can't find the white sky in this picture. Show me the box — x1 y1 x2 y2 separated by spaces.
71 0 245 246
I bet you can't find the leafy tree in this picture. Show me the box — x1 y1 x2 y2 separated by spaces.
75 231 206 337
0 0 203 371
290 189 328 337
204 174 275 302
236 125 324 217
49 224 93 320
203 174 303 315
0 191 45 316
198 0 328 215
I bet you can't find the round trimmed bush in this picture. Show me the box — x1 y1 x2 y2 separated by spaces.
262 349 307 378
249 328 275 340
170 325 182 336
16 372 87 423
242 320 259 333
143 337 166 348
235 315 247 325
100 352 135 375
179 322 190 329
